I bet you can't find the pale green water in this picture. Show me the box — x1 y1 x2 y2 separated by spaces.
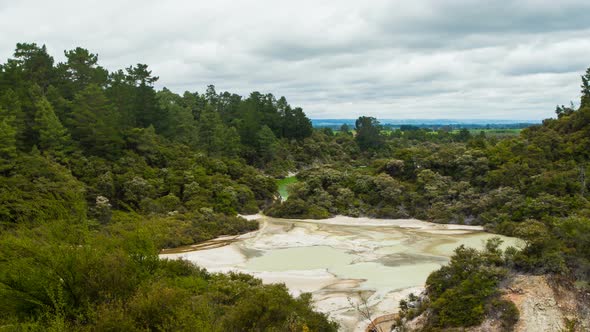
331 262 443 289
247 245 356 271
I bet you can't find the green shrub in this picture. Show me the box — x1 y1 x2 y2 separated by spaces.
425 239 510 328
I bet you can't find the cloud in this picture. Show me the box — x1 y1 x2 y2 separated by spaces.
1 0 589 120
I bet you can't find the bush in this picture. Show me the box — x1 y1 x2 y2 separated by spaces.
425 239 511 328
0 223 337 331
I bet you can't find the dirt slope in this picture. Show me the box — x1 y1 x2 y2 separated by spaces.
501 274 589 332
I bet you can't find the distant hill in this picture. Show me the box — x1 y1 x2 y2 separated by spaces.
311 118 541 129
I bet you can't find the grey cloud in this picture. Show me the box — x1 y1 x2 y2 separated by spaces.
1 0 589 120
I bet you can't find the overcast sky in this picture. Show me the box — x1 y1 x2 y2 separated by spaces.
1 0 589 120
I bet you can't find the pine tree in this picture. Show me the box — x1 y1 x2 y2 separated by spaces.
256 125 278 163
0 112 17 171
0 89 27 150
12 43 55 90
69 84 122 157
126 64 159 128
581 67 590 109
33 97 71 156
220 126 241 157
156 88 198 145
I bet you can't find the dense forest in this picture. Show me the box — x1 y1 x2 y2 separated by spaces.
1 42 589 331
0 43 336 331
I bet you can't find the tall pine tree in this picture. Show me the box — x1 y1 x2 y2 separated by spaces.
0 111 17 171
33 97 71 157
581 67 590 109
68 84 122 157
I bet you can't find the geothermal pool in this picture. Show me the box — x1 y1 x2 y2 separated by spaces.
160 215 523 332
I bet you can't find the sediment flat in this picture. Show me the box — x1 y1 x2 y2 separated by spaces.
160 215 523 332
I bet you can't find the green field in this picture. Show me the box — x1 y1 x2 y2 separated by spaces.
277 176 298 200
462 128 522 137
334 128 523 137
423 128 523 137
